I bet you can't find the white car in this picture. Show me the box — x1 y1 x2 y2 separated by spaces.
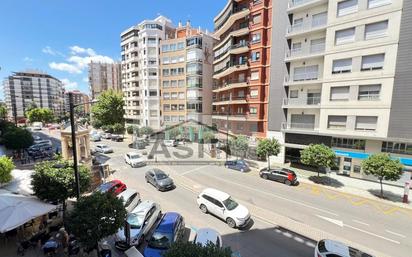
124 152 146 168
94 144 113 154
194 228 222 248
315 239 373 257
163 140 177 147
101 133 112 139
197 188 250 228
117 189 141 213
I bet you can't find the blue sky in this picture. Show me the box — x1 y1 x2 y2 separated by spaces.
0 0 224 99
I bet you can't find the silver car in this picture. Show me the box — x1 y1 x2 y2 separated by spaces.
94 144 113 154
115 200 162 250
117 189 141 213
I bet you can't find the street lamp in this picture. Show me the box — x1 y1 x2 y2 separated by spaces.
68 92 96 199
226 94 232 162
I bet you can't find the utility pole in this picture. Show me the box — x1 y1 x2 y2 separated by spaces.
226 94 231 162
69 92 81 199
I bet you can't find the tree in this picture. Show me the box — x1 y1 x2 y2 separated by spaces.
168 127 181 139
26 108 54 123
139 126 154 137
362 153 403 198
0 104 7 120
126 125 136 134
164 242 232 257
111 123 125 134
0 156 15 185
31 160 91 219
229 135 249 158
202 131 216 143
3 127 33 150
256 138 281 169
67 192 127 252
91 90 124 128
300 144 336 177
25 102 38 113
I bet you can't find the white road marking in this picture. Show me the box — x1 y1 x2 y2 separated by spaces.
385 230 406 238
180 165 210 175
317 215 400 244
352 219 370 226
196 172 340 217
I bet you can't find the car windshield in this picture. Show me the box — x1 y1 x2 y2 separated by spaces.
97 182 114 192
126 212 144 229
222 197 239 211
148 232 173 249
155 171 168 180
100 145 109 149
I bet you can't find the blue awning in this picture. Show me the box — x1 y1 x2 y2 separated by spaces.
334 150 412 166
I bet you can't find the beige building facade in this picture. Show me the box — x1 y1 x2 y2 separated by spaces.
88 62 121 99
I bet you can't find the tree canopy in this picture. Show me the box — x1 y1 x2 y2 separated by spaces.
3 127 33 150
164 242 232 257
256 138 281 169
139 126 154 136
26 108 54 123
0 156 15 184
91 90 124 128
362 153 403 198
300 144 336 176
67 192 127 250
0 104 6 120
202 131 216 143
229 135 249 158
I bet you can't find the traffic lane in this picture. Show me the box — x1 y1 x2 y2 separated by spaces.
113 164 315 257
174 166 410 257
33 131 62 150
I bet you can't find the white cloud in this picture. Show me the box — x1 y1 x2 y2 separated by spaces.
42 46 64 57
61 78 78 90
83 77 89 82
70 45 96 56
67 55 114 70
49 62 82 74
23 57 34 63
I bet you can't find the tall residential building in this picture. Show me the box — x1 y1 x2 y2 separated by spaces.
160 21 215 126
3 71 64 121
268 0 412 180
121 16 174 129
88 61 121 99
64 90 90 115
212 0 272 138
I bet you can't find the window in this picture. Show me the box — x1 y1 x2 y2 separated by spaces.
250 90 259 98
251 71 259 80
365 20 388 40
163 104 170 111
330 86 350 101
332 137 366 150
162 81 170 88
368 0 392 9
293 65 318 81
250 123 258 132
358 84 381 100
252 14 261 24
310 38 325 53
361 54 384 71
149 90 157 96
171 104 177 110
178 92 185 99
251 52 260 62
355 116 378 131
332 58 352 74
290 90 299 98
178 104 185 110
251 33 261 43
163 69 170 76
178 80 185 87
170 80 178 87
335 27 355 45
179 116 185 121
328 116 347 130
382 141 412 155
291 42 302 54
164 115 170 121
171 92 178 99
293 18 303 29
162 45 169 52
177 42 185 50
312 12 327 27
169 44 176 51
237 123 244 131
163 93 170 99
337 0 358 17
250 107 257 114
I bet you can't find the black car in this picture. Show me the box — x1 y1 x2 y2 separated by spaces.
259 167 297 186
145 169 175 191
111 134 124 142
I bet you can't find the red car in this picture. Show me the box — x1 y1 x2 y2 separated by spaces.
95 180 127 195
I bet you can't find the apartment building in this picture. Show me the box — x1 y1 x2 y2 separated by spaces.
268 0 412 181
3 71 65 122
121 16 174 129
64 90 90 115
88 61 121 99
212 0 272 138
160 21 215 126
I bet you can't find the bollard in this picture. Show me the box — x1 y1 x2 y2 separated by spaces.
403 181 410 203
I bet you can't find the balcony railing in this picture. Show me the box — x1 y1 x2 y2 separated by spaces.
287 16 327 34
214 59 248 75
285 71 319 83
286 43 325 58
283 96 321 106
214 41 249 61
215 5 249 32
213 78 248 90
214 95 246 102
288 0 321 8
281 122 317 131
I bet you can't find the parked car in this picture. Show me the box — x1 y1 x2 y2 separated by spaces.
32 122 43 130
33 135 42 143
163 140 177 147
224 160 250 172
197 188 250 228
101 133 112 139
117 189 141 213
95 180 127 195
193 228 222 248
28 141 53 156
115 200 162 250
259 167 297 186
94 144 113 154
145 169 175 191
90 133 101 142
143 212 186 257
315 239 373 257
111 134 124 142
124 152 146 168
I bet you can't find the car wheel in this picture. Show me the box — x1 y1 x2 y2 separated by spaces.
285 180 292 186
226 217 236 228
199 204 208 214
156 184 161 191
145 177 149 183
262 174 268 180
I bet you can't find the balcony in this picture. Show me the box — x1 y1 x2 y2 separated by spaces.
213 23 249 51
281 122 318 132
213 59 249 80
282 96 321 108
213 80 248 93
287 0 328 12
286 16 327 37
212 95 247 106
214 41 249 64
212 112 260 121
285 42 325 61
285 67 321 86
214 6 250 39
